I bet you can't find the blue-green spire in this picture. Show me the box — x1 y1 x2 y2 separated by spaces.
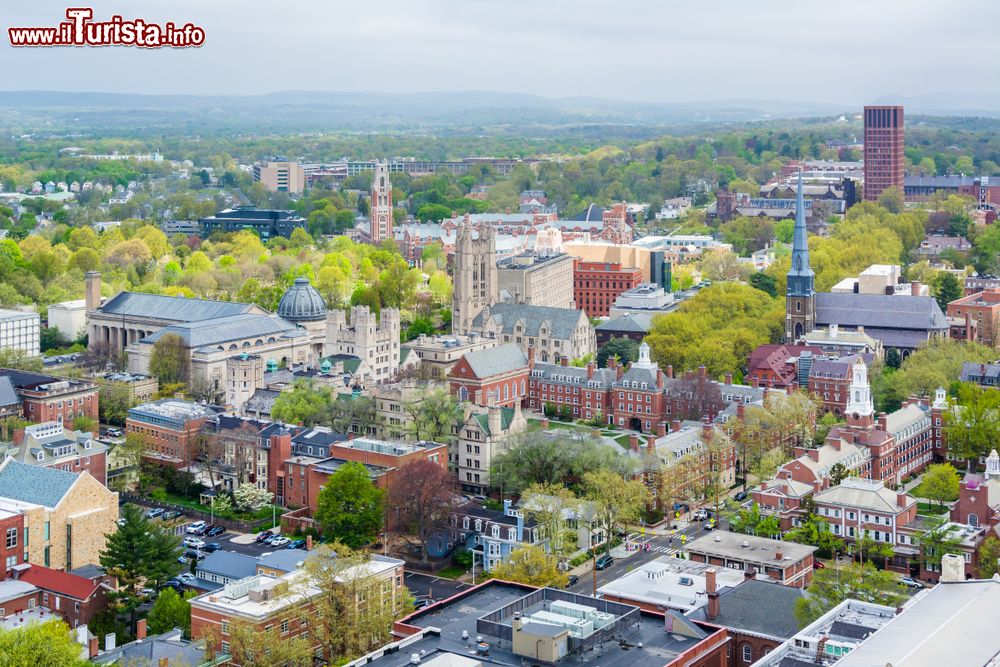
786 170 814 297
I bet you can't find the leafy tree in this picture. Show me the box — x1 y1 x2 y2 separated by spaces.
919 515 966 572
403 386 462 444
99 503 183 593
0 347 43 371
794 563 907 627
146 586 194 636
404 315 435 341
149 333 190 385
877 186 904 214
877 339 993 411
784 503 843 559
388 459 457 562
932 272 963 312
491 432 639 496
976 535 1000 578
71 414 97 434
919 463 961 506
491 545 569 588
204 619 314 667
270 380 333 426
884 347 902 369
315 461 384 548
582 469 650 556
829 462 850 485
729 502 781 538
521 483 579 558
749 272 778 297
596 337 639 368
946 384 1000 471
0 619 89 667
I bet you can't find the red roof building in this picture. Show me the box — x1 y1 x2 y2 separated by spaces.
10 562 110 629
745 344 822 390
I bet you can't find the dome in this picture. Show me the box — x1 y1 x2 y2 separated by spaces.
320 358 332 374
277 277 327 322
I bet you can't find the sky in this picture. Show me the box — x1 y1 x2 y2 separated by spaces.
2 0 998 106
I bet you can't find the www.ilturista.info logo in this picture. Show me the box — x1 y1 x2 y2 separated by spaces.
8 8 205 48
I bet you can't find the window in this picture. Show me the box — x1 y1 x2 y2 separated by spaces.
5 528 15 549
281 619 289 634
742 644 753 663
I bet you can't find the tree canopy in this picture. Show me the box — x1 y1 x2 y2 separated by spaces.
315 461 385 548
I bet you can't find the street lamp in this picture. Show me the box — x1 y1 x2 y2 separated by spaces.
471 550 481 585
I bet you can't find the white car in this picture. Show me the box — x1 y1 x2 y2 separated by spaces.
268 536 290 548
183 537 205 549
186 521 207 534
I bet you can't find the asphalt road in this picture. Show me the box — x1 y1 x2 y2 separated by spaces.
404 572 472 602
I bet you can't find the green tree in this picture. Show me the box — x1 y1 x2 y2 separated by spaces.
877 186 904 213
146 586 193 636
730 502 781 538
976 535 1000 578
877 339 993 411
596 337 640 368
582 469 650 556
403 387 462 444
0 348 43 371
932 272 963 312
315 461 384 548
0 619 89 667
491 545 569 587
884 347 902 370
99 504 183 593
945 383 1000 471
148 333 190 385
919 515 966 572
270 380 333 426
919 463 961 507
205 619 314 667
794 563 907 627
749 272 778 297
829 462 850 485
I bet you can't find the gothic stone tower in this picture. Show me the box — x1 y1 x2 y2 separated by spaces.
370 161 393 244
785 171 815 343
452 219 497 335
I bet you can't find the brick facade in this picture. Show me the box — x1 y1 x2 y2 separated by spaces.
573 260 642 317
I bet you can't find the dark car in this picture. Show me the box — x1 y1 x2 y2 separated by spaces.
183 549 205 561
146 508 164 519
595 554 614 570
161 510 181 521
161 579 184 591
566 574 579 587
286 539 307 550
255 530 274 543
413 597 431 610
203 542 222 553
734 491 748 502
207 526 226 537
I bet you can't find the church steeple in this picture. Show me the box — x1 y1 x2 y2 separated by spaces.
784 170 816 342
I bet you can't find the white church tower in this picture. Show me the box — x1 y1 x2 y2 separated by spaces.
846 357 874 427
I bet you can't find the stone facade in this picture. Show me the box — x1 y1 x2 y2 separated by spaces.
452 222 498 335
453 404 527 494
369 161 394 244
496 252 576 310
325 305 400 385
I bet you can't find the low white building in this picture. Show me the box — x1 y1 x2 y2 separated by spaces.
0 310 40 357
47 299 88 342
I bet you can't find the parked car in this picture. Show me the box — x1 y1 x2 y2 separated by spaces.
269 536 290 548
734 491 748 502
814 560 826 569
161 510 181 521
161 579 184 591
207 525 226 537
183 537 206 549
703 520 715 531
692 509 709 521
595 554 614 570
413 597 431 610
146 508 164 519
473 495 488 503
566 574 579 587
183 549 205 561
899 576 923 589
106 428 123 437
203 542 222 553
186 521 207 534
286 539 306 550
255 530 275 543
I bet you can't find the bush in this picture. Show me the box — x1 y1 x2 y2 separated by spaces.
453 548 473 569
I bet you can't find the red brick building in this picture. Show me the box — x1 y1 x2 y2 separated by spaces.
0 370 99 430
0 510 23 572
526 355 617 421
685 531 816 587
13 562 111 629
449 343 529 408
947 288 1000 348
807 356 854 417
125 399 216 469
863 105 905 201
3 422 108 486
573 260 642 317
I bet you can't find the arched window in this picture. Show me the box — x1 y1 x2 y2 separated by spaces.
521 380 526 395
742 644 753 663
510 381 517 398
458 386 468 402
504 385 509 400
969 513 979 527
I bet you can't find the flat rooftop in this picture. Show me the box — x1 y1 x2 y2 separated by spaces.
598 556 746 613
685 531 816 567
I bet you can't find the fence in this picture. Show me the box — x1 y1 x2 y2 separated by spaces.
120 493 271 533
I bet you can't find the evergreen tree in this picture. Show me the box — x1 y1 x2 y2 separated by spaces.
100 504 183 593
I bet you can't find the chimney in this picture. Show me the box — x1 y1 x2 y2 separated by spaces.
587 362 595 379
616 364 624 380
608 357 617 371
665 365 673 379
897 493 908 508
940 553 965 583
657 422 667 437
698 365 707 378
629 434 639 452
911 280 920 296
775 550 783 561
736 403 745 419
701 417 712 438
657 371 664 389
85 271 101 312
750 376 759 388
105 633 116 652
527 346 535 368
705 568 720 620
88 636 99 659
724 373 733 385
744 566 756 581
136 619 146 640
488 405 502 435
646 435 656 453
672 419 682 433
561 355 569 367
807 449 819 462
12 428 24 446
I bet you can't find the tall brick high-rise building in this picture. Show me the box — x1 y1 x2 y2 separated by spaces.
863 105 905 201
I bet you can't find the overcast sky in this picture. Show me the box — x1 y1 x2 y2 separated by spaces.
2 0 997 105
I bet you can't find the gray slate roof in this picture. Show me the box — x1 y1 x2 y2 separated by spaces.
0 458 78 507
0 376 17 407
531 362 617 389
257 549 311 573
197 550 258 579
815 293 948 334
596 313 653 334
143 313 302 348
707 579 805 639
461 343 528 378
91 629 209 666
476 302 587 339
99 291 256 322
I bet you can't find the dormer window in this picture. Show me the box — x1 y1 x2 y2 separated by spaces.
463 517 470 530
36 452 43 461
475 519 482 532
508 528 516 541
491 525 500 539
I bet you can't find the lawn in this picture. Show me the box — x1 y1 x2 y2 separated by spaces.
917 502 949 516
155 490 276 524
433 566 468 580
